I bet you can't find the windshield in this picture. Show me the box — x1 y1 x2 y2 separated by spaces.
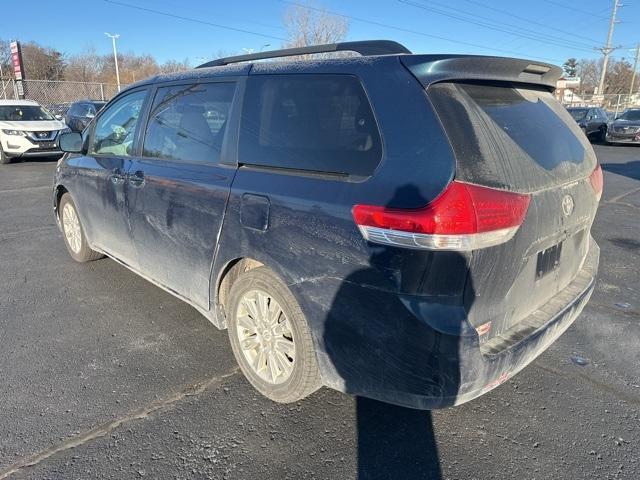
568 108 588 121
618 110 640 121
0 105 55 121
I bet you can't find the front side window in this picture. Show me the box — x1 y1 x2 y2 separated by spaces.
89 90 146 157
239 74 382 176
142 82 236 163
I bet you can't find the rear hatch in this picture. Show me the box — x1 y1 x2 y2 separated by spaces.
403 57 599 344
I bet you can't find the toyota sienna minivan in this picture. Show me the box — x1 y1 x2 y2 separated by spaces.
54 41 602 409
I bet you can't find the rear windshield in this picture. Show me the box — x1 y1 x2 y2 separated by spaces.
428 83 595 192
0 105 54 121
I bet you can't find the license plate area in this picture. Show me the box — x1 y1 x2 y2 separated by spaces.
536 242 563 279
37 141 57 149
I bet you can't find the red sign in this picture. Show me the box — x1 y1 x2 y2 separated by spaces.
10 41 24 80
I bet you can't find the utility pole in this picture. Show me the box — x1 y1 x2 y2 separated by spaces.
105 32 121 92
630 43 640 99
596 0 622 96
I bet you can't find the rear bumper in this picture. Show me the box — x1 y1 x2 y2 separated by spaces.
294 238 599 410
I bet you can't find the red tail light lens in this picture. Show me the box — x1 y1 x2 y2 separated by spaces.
589 164 603 201
352 181 531 251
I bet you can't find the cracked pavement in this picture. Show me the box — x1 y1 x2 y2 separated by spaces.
0 145 639 479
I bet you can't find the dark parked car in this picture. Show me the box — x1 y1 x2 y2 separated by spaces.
64 100 106 133
605 108 640 145
566 106 609 142
54 41 602 409
47 102 72 120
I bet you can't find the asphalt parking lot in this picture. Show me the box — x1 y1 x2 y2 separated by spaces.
0 145 639 480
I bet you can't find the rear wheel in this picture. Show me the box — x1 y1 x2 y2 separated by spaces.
59 193 104 263
227 267 321 403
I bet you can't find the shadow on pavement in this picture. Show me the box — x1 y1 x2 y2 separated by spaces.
602 160 640 181
355 398 442 479
323 184 478 479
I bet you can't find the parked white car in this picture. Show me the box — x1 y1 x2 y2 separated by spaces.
0 100 70 164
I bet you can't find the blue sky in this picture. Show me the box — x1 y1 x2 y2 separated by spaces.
7 0 640 67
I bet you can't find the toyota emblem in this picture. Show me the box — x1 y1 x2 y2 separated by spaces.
562 194 574 216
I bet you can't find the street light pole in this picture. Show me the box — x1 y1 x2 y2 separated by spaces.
105 32 121 92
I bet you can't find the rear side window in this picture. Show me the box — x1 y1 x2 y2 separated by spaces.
428 83 593 192
239 74 382 176
143 82 235 163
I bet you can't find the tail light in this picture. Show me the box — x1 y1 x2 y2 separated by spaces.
589 164 603 202
352 181 531 251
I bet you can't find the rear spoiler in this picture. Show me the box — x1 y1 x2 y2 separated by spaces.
401 55 562 90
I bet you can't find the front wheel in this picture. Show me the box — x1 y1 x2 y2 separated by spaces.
227 267 321 403
0 147 11 164
598 126 608 144
59 193 104 263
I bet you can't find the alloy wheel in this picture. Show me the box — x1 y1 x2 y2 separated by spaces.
62 203 82 254
235 289 295 385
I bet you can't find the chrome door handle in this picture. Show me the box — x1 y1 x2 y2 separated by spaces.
109 168 126 184
129 170 145 187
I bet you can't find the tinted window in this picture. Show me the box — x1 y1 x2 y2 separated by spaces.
239 75 382 176
568 108 588 121
0 105 54 121
142 82 235 163
89 90 146 157
428 83 592 192
67 104 81 116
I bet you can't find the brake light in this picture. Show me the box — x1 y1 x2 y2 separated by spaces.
352 181 531 251
589 164 603 202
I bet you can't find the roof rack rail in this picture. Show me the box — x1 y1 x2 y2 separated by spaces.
196 40 411 68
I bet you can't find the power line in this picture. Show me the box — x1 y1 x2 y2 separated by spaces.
398 0 597 52
103 0 286 42
278 0 567 63
457 0 602 45
539 0 610 20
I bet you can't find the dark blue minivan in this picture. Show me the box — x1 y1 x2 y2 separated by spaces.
54 41 602 409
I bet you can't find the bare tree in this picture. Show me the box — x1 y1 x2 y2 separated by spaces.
283 2 349 58
577 58 634 96
65 47 103 82
21 41 66 80
0 39 11 79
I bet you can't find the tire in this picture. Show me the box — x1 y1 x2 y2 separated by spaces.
59 193 104 263
227 266 321 403
598 126 608 144
0 146 11 164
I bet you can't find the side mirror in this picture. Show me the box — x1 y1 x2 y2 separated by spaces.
59 132 83 153
55 114 63 121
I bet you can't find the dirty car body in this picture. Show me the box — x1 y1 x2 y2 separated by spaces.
53 42 602 409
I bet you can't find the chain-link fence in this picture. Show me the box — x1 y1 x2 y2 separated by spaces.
560 92 640 117
0 78 125 115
